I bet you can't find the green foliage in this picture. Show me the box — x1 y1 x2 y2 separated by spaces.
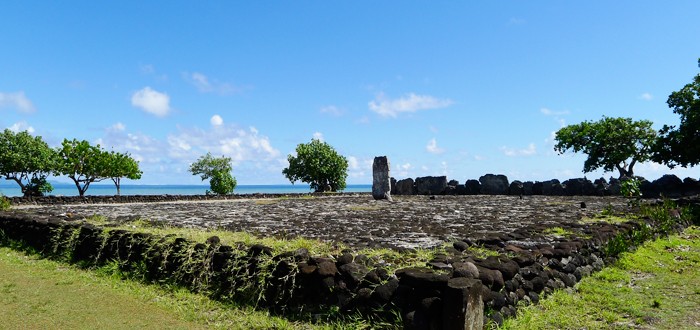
554 117 657 178
654 58 700 168
55 139 107 197
208 170 237 195
620 177 642 198
0 129 56 197
189 152 236 195
283 139 348 192
102 151 142 195
0 194 10 211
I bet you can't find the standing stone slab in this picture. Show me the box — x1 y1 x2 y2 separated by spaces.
372 156 392 200
442 277 484 330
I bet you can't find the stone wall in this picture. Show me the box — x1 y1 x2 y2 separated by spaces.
391 173 700 198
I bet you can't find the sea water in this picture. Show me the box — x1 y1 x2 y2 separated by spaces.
0 183 371 197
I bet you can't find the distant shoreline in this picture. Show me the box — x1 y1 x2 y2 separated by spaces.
0 184 372 198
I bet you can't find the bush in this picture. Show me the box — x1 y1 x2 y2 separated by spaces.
0 194 10 211
207 171 237 195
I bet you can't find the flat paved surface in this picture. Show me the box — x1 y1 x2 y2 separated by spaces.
14 195 630 250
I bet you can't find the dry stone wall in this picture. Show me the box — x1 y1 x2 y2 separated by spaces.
391 173 700 198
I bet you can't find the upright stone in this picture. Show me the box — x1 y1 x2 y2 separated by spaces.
442 277 484 330
372 156 392 200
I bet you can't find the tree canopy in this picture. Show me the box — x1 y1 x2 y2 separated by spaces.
189 152 236 195
554 116 657 178
55 139 107 197
103 151 142 196
653 58 700 168
282 139 348 192
0 129 56 197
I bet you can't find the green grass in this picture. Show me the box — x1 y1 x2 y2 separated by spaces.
499 226 700 329
0 246 378 329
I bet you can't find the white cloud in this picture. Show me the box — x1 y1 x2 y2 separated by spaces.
131 87 171 117
0 91 35 113
426 138 445 154
474 155 485 161
8 121 35 133
109 122 126 132
540 108 570 116
501 143 536 157
210 114 224 126
320 105 343 116
313 132 324 141
368 92 453 117
348 156 360 170
185 72 239 95
167 125 280 164
639 93 653 101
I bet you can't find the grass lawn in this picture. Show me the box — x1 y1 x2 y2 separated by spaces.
501 226 700 330
0 247 359 330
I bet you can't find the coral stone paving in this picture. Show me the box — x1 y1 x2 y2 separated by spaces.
14 195 632 250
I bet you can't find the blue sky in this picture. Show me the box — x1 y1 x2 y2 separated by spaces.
2 1 699 185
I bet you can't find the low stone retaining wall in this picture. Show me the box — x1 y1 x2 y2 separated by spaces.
8 192 369 206
391 174 700 198
2 197 697 328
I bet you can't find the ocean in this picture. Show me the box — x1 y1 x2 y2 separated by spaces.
0 183 372 197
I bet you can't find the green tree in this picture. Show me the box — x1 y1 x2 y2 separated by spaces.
55 139 107 197
554 117 657 178
653 58 700 168
189 152 236 195
283 139 348 192
0 129 56 197
103 151 142 196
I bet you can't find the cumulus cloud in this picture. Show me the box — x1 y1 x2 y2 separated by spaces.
540 108 570 116
501 143 537 157
313 132 324 141
639 93 653 101
185 72 240 95
426 138 445 154
368 92 453 117
0 91 35 113
8 121 35 133
320 105 343 116
131 87 171 117
210 115 224 126
167 124 280 164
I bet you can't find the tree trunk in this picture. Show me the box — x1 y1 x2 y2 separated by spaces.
112 177 121 196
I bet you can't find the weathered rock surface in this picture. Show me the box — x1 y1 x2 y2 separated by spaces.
13 195 630 250
372 156 392 201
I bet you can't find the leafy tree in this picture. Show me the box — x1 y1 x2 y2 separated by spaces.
0 129 56 197
189 152 236 195
653 58 700 168
554 117 657 178
55 139 107 197
283 139 348 192
103 151 142 196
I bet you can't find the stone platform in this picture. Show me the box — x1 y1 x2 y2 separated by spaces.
13 194 630 250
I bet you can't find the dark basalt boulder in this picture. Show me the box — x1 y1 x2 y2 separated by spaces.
642 174 684 198
563 178 596 196
415 176 447 195
683 177 700 196
395 178 415 195
465 179 481 195
479 174 509 195
509 180 523 195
